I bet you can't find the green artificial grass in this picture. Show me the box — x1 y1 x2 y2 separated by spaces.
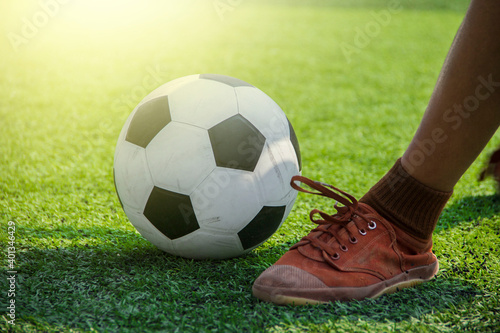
1 0 499 332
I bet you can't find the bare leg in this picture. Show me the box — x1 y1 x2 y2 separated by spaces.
401 0 500 192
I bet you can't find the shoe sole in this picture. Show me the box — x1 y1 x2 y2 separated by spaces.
252 261 439 305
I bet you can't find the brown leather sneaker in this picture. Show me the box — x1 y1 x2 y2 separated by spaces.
252 176 439 305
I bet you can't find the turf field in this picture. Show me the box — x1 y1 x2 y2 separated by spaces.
1 0 499 332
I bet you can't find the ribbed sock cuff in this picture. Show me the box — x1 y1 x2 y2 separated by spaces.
360 159 453 240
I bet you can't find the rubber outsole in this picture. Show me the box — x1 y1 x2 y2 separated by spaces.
252 261 439 305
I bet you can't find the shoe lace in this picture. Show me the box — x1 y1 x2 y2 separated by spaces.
290 175 375 260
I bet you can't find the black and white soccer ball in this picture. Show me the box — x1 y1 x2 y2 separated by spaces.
113 74 301 259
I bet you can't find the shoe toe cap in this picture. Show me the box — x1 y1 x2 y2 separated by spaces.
252 265 328 304
253 264 326 289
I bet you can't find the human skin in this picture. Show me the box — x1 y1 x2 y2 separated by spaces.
401 0 500 192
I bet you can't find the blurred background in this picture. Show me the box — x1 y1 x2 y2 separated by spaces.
0 0 472 192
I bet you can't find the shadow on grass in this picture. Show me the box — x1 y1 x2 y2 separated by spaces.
436 194 500 233
15 191 497 331
12 236 480 332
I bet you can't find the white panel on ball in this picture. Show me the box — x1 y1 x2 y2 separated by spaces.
172 230 242 260
168 78 239 129
235 86 289 143
146 122 216 195
114 142 154 211
115 108 134 149
138 74 199 106
281 188 299 227
191 168 261 233
253 142 299 205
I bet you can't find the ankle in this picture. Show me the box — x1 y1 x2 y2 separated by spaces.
360 158 452 240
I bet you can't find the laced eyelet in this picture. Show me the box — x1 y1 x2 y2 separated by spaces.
368 221 377 230
359 229 367 236
331 252 340 260
349 236 358 244
340 245 348 252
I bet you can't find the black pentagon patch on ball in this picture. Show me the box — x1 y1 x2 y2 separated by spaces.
144 186 199 240
126 95 171 148
199 74 254 87
287 118 302 171
208 114 266 172
238 205 286 250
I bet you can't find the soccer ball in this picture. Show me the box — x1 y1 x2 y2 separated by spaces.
113 74 301 259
